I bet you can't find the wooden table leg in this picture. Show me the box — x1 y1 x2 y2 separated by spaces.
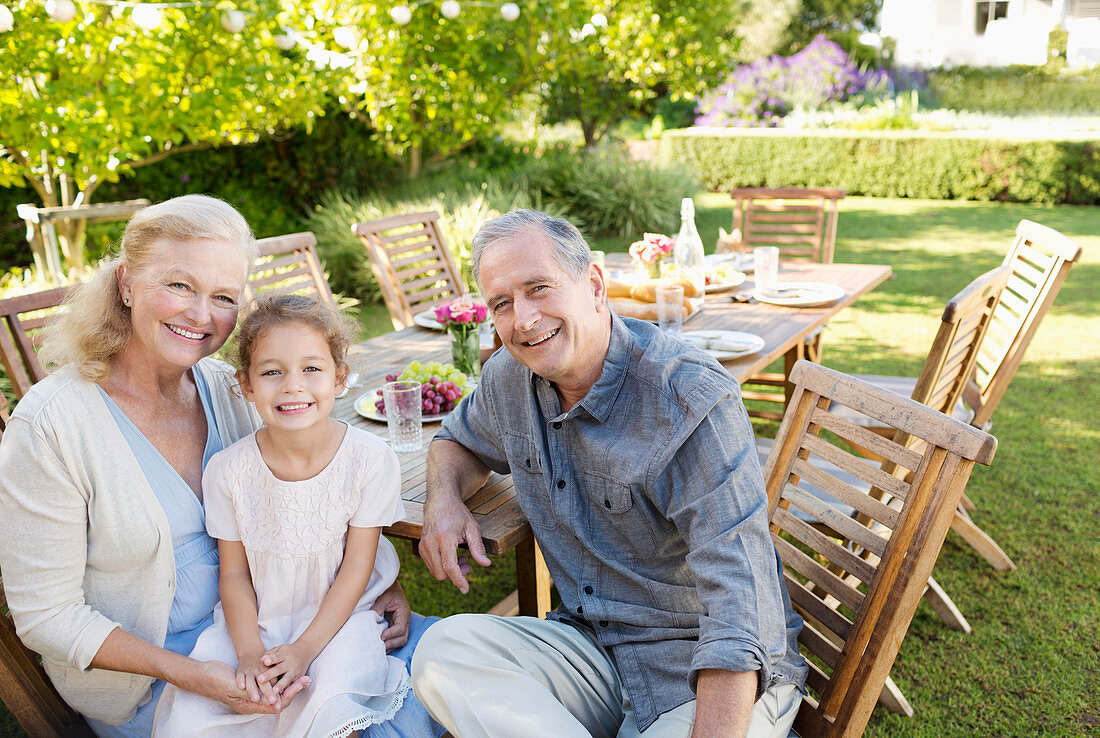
515 537 552 618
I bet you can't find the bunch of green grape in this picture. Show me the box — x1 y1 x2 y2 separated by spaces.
377 361 472 416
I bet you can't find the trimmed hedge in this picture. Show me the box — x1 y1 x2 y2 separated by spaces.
925 66 1100 115
659 128 1100 204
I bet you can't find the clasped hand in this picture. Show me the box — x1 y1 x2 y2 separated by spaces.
233 642 314 708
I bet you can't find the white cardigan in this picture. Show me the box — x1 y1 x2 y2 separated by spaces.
0 358 260 725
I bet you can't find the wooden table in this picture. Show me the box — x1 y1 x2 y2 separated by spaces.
335 261 892 618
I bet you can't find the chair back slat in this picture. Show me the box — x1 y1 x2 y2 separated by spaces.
354 211 466 330
247 232 336 311
0 286 71 399
728 188 845 263
766 362 995 737
967 220 1081 427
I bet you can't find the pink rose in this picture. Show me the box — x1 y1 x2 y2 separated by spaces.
435 298 488 326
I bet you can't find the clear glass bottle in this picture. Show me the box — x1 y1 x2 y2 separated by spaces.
673 197 706 316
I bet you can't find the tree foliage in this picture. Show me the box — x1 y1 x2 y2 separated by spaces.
0 0 329 268
328 3 531 178
538 0 745 146
780 0 882 56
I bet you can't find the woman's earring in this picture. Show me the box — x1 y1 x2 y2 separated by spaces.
123 297 130 306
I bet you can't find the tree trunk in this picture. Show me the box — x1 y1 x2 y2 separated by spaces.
407 144 422 180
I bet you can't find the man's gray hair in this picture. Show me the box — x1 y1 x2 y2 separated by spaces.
471 210 592 289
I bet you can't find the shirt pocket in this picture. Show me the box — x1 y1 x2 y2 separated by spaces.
502 431 557 531
582 470 658 553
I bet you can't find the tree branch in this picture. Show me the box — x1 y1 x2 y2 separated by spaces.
126 141 214 171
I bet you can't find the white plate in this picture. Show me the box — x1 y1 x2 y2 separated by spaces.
704 271 747 294
752 282 845 308
354 388 450 424
413 310 444 330
706 252 753 273
682 330 765 361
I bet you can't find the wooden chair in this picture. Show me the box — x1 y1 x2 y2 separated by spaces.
1 401 93 736
724 188 846 421
1 576 94 737
246 232 336 311
0 286 71 400
763 361 996 737
353 212 466 330
723 187 846 263
842 220 1082 573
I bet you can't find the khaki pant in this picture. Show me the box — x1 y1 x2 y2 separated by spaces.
412 614 801 738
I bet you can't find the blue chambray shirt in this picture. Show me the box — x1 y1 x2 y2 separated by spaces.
436 313 807 731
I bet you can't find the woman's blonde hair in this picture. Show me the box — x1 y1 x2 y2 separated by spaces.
39 194 257 382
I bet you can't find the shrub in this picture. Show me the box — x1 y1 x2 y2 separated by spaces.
522 150 699 238
659 129 1100 205
695 35 885 128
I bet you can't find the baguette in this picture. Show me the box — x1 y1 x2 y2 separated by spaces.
628 276 701 302
605 276 634 299
609 297 693 321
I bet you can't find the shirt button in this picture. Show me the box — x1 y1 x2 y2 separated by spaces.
599 620 609 627
552 421 562 429
584 586 593 595
604 499 612 509
557 479 566 489
576 606 583 614
526 458 531 468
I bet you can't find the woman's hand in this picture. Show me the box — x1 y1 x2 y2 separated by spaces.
196 660 309 714
259 642 315 695
371 579 411 652
235 650 279 705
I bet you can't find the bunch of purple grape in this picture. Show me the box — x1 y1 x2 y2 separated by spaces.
374 364 469 417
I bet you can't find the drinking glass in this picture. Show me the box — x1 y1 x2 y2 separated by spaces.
754 247 780 293
382 380 422 453
656 284 685 336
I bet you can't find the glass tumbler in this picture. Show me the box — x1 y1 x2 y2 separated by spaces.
382 380 423 453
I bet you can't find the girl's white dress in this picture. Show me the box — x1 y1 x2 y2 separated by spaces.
154 424 410 738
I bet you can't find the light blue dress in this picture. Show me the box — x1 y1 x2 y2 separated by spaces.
87 370 442 738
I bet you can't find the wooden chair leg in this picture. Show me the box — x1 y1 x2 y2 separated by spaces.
879 676 915 717
923 576 972 633
959 492 977 512
951 509 1017 571
515 537 552 618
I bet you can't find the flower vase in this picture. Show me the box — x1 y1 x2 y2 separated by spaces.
636 260 662 280
449 326 480 381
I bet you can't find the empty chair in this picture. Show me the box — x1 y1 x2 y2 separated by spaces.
0 286 71 399
841 220 1082 572
246 232 336 310
723 187 846 263
763 361 996 736
354 211 466 330
724 188 845 420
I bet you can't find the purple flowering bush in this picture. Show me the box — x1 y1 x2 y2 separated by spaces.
695 35 886 128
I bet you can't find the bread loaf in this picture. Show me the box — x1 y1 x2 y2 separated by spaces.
609 297 693 321
628 276 701 302
605 276 633 299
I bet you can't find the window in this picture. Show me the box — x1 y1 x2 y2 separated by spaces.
976 0 1009 34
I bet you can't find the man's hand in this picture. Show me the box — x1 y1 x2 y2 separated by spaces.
372 579 411 652
419 490 491 594
234 649 278 705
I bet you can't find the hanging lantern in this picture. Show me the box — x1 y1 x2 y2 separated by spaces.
46 0 77 23
131 4 162 30
0 4 13 32
440 0 460 20
390 5 411 25
274 26 297 50
500 3 519 21
220 9 245 33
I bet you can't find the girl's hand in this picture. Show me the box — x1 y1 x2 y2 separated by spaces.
196 660 311 714
235 650 279 705
259 642 315 695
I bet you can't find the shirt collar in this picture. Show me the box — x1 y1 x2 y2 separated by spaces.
523 312 633 424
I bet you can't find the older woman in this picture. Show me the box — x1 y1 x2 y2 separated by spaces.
0 195 441 738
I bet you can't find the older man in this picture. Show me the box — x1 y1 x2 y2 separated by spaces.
413 210 807 737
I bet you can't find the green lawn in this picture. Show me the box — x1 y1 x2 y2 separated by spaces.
3 195 1097 736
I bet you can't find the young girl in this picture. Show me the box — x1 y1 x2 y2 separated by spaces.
154 295 411 737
